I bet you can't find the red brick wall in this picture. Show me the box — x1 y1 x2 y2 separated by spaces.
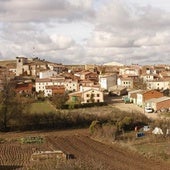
143 90 164 101
156 99 170 110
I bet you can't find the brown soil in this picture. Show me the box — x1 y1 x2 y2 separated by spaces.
0 128 170 170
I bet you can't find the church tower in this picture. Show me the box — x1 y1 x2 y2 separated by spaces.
16 56 28 76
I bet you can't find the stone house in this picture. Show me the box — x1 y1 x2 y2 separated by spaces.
69 89 104 104
15 82 33 95
64 79 79 92
159 71 170 79
44 85 65 97
99 73 117 90
119 66 140 77
145 97 170 112
35 76 65 93
74 71 98 83
128 89 144 104
146 79 170 90
117 77 134 89
39 70 58 79
16 57 48 77
36 76 78 95
47 63 65 74
141 73 158 82
136 90 164 107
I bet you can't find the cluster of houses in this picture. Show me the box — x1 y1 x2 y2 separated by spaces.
1 56 170 111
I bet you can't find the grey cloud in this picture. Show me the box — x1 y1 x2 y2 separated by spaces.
0 0 94 23
0 0 170 65
87 31 135 48
84 1 170 65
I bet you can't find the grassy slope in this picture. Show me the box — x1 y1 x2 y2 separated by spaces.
0 60 16 66
30 101 57 114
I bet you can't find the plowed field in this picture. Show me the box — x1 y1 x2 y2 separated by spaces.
0 129 170 170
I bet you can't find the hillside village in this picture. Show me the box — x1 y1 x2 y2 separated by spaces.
1 56 170 112
0 56 170 169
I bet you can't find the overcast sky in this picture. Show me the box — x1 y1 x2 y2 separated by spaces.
0 0 170 65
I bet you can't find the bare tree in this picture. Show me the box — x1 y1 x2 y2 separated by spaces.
51 93 68 109
0 74 29 131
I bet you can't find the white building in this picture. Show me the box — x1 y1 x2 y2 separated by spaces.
80 84 101 92
119 67 140 76
39 70 58 79
136 92 144 107
44 85 65 97
64 79 79 92
146 79 170 90
82 89 104 103
69 89 104 104
36 76 79 94
141 74 157 82
117 77 134 89
99 74 117 90
47 63 64 74
35 76 65 93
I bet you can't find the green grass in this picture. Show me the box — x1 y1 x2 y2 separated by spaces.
30 101 57 114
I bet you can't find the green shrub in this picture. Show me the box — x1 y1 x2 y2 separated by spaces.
89 120 101 134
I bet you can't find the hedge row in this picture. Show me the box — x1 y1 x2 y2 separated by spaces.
62 102 107 109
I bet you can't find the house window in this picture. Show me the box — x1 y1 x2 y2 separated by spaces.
97 94 100 97
87 100 89 103
86 94 89 97
97 99 100 103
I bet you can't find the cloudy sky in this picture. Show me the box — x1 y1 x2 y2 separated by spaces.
0 0 170 65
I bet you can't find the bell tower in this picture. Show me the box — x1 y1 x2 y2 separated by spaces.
16 56 28 76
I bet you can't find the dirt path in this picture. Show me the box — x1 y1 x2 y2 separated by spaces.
110 97 159 120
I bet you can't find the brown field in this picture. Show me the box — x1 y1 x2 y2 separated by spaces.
0 129 170 170
0 60 16 66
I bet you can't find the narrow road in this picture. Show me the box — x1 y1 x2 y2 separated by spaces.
109 97 159 120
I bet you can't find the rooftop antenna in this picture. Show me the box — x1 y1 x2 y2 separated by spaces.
33 46 35 58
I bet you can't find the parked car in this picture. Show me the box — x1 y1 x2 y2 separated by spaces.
145 107 153 113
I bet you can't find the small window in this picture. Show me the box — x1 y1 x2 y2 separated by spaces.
86 94 89 97
97 94 100 97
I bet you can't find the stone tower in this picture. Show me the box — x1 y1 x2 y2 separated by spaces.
16 57 28 76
